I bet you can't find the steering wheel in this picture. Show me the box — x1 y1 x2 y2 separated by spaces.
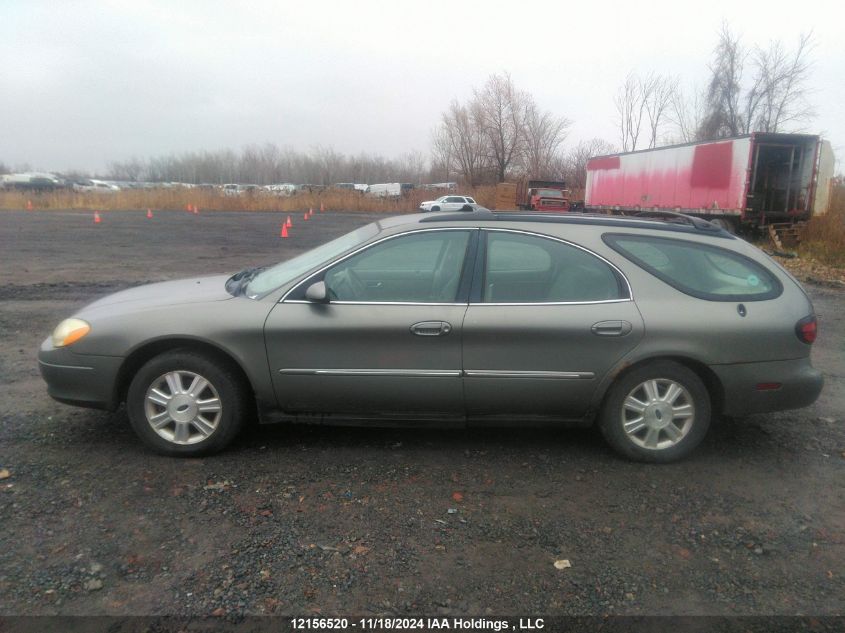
329 267 367 300
346 268 367 299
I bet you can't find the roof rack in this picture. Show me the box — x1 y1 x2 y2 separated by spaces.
633 209 720 231
419 209 733 238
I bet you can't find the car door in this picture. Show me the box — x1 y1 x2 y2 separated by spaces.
444 196 465 211
264 229 477 415
462 229 644 421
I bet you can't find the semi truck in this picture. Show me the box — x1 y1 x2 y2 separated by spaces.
584 133 835 232
495 179 570 211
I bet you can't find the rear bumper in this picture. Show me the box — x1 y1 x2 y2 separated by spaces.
712 357 823 417
38 337 123 410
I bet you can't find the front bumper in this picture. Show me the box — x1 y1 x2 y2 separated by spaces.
712 357 824 417
38 337 123 410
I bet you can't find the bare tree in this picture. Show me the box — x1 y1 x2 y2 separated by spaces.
473 73 527 182
615 73 646 152
522 102 571 178
397 150 427 184
615 72 673 151
430 126 454 182
700 22 745 138
313 146 344 185
643 75 676 148
700 24 815 138
106 157 145 181
669 86 706 143
562 138 617 192
437 100 488 186
431 72 574 184
753 33 815 132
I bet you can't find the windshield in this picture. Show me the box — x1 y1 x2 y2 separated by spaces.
536 188 563 198
244 223 380 298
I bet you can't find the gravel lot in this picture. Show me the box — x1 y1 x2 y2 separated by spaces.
1 209 843 618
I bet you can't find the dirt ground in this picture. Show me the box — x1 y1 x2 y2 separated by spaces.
1 209 843 618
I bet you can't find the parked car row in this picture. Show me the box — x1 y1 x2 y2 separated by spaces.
1 174 465 197
72 179 121 193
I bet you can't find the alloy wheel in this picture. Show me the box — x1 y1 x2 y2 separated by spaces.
620 378 695 450
143 370 222 445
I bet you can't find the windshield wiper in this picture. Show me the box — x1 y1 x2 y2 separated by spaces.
225 266 266 296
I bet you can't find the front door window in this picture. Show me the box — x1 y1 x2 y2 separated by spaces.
324 230 471 303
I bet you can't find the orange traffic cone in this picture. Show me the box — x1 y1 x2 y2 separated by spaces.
186 203 191 212
285 215 292 228
281 224 289 238
320 201 325 212
303 211 309 221
309 208 314 218
94 211 101 224
193 204 199 214
26 200 33 211
146 208 153 219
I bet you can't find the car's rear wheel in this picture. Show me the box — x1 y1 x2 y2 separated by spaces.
598 361 711 462
127 350 248 456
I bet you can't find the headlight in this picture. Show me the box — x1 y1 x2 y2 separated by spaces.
51 318 91 348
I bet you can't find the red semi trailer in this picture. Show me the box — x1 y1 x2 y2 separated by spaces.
584 133 835 232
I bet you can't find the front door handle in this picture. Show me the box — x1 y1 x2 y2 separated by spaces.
410 321 452 336
591 320 632 336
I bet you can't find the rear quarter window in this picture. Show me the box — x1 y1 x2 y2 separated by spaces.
603 234 782 301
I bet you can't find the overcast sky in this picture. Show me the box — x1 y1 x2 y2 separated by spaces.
1 0 842 174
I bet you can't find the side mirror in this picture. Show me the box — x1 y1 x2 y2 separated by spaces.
305 281 329 303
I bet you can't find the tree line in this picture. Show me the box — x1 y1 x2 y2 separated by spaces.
105 146 431 186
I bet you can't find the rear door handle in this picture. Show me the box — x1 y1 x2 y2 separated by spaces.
410 321 452 336
591 320 632 336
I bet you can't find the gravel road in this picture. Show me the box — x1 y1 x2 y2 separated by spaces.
0 209 843 618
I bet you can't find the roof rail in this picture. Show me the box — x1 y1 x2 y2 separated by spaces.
419 209 734 238
634 210 720 231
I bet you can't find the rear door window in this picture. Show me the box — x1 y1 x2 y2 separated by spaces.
603 234 782 301
482 231 629 303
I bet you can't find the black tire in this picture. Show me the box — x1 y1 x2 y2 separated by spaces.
598 361 711 463
126 349 248 456
431 205 440 212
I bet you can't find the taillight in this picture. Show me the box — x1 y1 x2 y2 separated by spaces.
795 315 818 344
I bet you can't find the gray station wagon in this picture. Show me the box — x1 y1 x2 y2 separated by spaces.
38 210 823 462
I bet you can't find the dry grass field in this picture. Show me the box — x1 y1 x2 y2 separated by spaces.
801 182 845 266
0 186 500 214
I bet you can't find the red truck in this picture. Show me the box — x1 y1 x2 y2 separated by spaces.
584 133 835 232
492 179 570 211
518 179 570 211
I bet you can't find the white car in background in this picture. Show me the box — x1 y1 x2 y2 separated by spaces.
73 179 120 193
419 195 478 212
265 183 298 196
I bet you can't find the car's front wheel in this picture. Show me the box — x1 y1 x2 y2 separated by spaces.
127 350 248 456
598 361 711 462
431 205 440 212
